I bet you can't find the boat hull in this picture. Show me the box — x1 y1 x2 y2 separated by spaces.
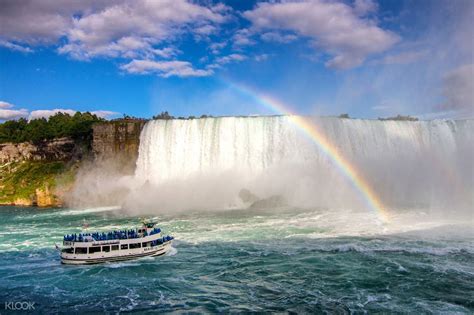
61 243 172 265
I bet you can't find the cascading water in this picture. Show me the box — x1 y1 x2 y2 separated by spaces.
135 116 473 213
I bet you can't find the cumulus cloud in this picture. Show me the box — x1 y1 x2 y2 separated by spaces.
0 101 14 109
207 54 247 69
0 101 119 121
232 29 256 46
121 60 213 77
28 109 76 120
215 54 247 65
58 0 228 60
0 0 111 45
255 54 270 62
0 0 231 75
0 109 29 120
260 31 297 44
29 109 119 120
209 42 227 54
0 101 28 120
353 0 378 16
440 64 474 113
376 50 428 65
243 0 399 69
0 40 33 53
90 110 120 119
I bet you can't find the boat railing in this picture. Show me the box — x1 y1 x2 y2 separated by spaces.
63 227 162 242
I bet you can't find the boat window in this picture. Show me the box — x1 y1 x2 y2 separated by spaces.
121 244 128 250
142 242 151 248
129 243 141 249
89 246 101 254
62 248 73 254
102 245 110 252
75 247 87 254
111 245 119 251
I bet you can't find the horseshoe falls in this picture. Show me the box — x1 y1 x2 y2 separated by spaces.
135 117 473 214
1 117 473 313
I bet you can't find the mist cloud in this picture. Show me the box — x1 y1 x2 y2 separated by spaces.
440 64 474 113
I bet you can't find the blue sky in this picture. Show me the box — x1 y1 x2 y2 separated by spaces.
0 0 472 120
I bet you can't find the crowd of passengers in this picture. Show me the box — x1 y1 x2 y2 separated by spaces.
64 227 162 242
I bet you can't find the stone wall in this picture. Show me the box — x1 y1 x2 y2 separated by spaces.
92 119 147 173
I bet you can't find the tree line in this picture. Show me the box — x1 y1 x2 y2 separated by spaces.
0 112 104 144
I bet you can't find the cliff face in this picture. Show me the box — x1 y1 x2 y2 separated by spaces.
0 137 82 164
0 138 84 207
92 119 147 174
0 119 148 208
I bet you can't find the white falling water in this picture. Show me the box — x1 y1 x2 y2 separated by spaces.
135 116 473 212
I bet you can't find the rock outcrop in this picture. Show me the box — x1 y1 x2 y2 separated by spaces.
0 138 83 207
92 119 147 174
35 185 55 207
1 119 148 208
0 137 81 164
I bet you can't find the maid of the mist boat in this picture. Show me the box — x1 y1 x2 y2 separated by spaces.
59 221 173 264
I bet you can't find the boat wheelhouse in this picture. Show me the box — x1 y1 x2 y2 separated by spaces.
60 222 173 265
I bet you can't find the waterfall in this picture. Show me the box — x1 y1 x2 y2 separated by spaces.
135 117 473 212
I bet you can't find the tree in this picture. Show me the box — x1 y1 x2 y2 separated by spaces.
378 115 418 121
338 113 350 119
152 111 174 120
0 112 104 144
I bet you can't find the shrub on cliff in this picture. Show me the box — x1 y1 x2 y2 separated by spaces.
0 112 104 144
378 114 419 121
152 111 174 120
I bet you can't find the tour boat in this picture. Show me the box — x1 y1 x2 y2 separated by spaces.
59 221 173 265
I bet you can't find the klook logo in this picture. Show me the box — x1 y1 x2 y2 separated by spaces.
4 301 35 311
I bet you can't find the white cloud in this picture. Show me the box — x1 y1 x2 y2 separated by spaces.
0 101 119 121
353 0 378 16
91 110 120 119
28 108 119 120
121 60 213 77
260 32 297 44
209 42 227 54
244 0 399 69
58 0 228 60
232 29 255 46
0 0 231 75
0 109 29 120
0 101 28 120
0 101 14 109
0 40 33 53
440 64 474 112
215 54 247 65
377 50 428 65
207 54 247 70
255 54 270 62
0 1 110 45
28 109 77 120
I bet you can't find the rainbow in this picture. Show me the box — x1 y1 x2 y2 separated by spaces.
225 81 390 222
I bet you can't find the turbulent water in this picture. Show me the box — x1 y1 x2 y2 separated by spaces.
0 206 473 313
3 117 473 312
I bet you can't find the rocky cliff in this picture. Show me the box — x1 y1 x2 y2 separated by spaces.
92 119 147 174
0 119 148 208
0 137 82 164
0 137 87 207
